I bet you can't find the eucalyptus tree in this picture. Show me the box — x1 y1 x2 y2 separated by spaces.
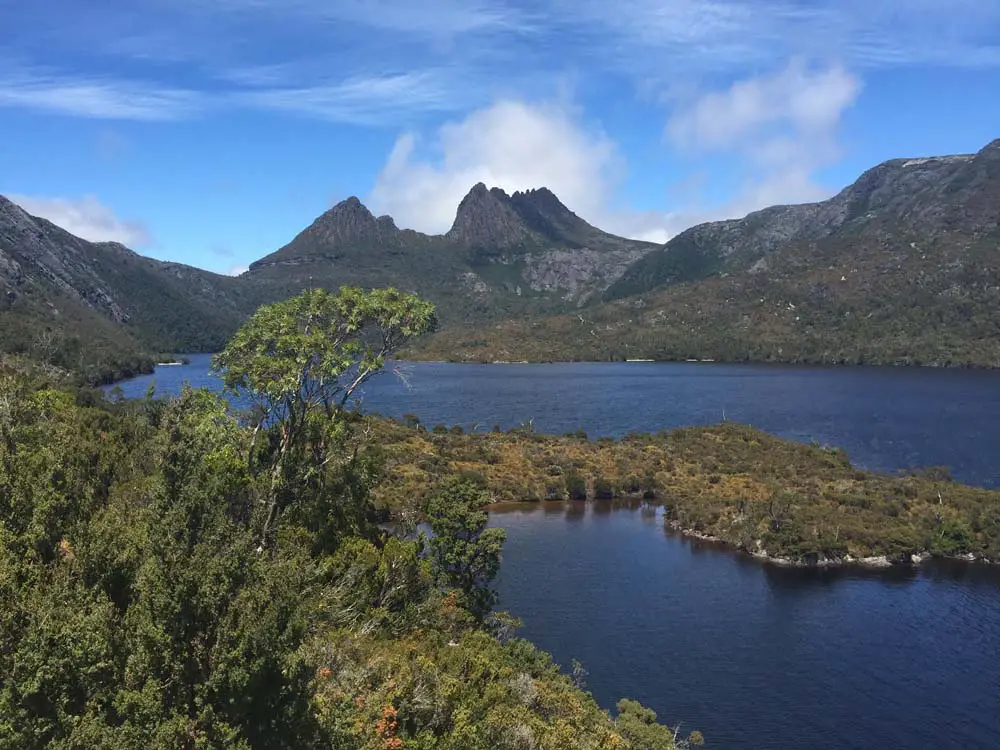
212 286 435 551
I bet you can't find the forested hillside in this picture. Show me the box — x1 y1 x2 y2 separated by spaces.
3 138 999 381
0 290 699 749
0 196 262 384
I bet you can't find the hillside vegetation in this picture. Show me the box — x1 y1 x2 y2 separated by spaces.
0 196 261 384
368 417 1000 565
0 290 697 749
3 138 999 381
412 140 1000 366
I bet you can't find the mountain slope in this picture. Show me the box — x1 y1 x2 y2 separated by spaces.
0 196 258 382
246 184 657 324
606 142 999 300
412 139 1000 367
0 185 656 381
5 137 999 380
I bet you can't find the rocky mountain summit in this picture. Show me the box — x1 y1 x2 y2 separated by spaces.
247 183 657 316
445 183 535 249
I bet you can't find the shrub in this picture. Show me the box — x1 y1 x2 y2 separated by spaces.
565 471 587 501
593 475 615 500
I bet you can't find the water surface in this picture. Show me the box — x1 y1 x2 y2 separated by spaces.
491 503 1000 750
113 355 1000 487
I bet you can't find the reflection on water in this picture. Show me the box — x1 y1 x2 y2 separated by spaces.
110 358 1000 747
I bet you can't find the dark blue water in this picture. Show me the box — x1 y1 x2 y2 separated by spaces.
110 357 1000 748
490 504 1000 750
112 354 1000 487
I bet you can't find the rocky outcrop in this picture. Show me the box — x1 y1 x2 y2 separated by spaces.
248 184 659 320
522 248 649 302
446 184 534 249
668 522 994 569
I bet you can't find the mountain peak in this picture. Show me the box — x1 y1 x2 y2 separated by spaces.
446 183 530 248
305 196 398 248
329 195 371 218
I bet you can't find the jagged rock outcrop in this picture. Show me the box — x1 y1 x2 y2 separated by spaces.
246 184 658 320
419 137 1000 367
446 184 533 249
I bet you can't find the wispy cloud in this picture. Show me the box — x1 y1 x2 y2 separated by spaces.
559 0 1000 73
0 71 200 120
3 0 997 124
234 72 473 124
0 65 476 124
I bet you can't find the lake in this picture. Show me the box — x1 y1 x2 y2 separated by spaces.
110 357 1000 748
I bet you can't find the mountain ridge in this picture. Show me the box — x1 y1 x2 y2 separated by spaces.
245 183 657 324
0 195 260 382
416 138 1000 367
3 136 999 380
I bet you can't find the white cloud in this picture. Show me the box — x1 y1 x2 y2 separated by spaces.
548 61 862 244
9 194 152 247
226 265 249 276
369 100 621 234
665 60 862 219
666 61 859 151
368 61 861 244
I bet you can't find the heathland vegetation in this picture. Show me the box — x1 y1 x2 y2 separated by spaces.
1 289 703 750
368 416 1000 566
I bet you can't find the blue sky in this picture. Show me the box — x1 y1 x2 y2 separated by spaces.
2 0 999 275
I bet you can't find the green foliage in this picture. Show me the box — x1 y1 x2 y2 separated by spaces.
566 471 588 501
412 223 1000 369
426 477 507 621
616 700 703 750
2 292 678 747
369 417 1000 565
212 286 436 550
213 286 435 414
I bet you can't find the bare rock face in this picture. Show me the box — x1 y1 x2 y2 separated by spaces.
522 248 649 302
250 183 660 319
308 197 401 249
0 194 249 352
0 196 129 322
446 184 532 249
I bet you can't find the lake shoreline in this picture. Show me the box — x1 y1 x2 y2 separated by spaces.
486 501 997 570
666 521 997 569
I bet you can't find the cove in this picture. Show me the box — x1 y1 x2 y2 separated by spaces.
490 502 1000 750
